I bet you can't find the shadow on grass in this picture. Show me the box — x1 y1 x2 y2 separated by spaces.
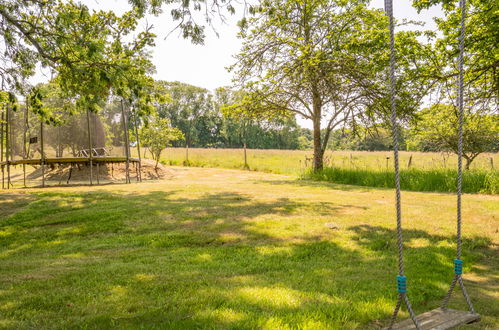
0 191 496 329
256 178 378 192
0 193 37 218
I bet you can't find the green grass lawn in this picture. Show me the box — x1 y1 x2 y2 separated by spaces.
1 167 498 328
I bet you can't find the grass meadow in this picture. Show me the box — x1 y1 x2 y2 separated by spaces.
1 168 497 328
147 148 498 194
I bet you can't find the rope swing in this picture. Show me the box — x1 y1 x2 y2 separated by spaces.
440 0 476 315
384 0 420 327
384 0 479 328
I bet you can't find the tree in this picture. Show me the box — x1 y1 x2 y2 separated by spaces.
230 0 433 170
156 81 215 161
409 104 498 169
139 116 184 169
0 1 155 109
412 0 498 103
128 0 253 44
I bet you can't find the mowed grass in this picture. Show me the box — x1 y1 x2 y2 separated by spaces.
0 167 498 328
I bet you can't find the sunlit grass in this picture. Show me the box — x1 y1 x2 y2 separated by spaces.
147 148 497 175
146 148 498 194
0 167 497 328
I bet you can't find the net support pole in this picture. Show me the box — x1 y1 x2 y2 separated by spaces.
40 119 45 188
23 100 28 187
86 108 93 185
132 108 142 182
1 110 4 189
384 0 420 328
121 99 130 184
96 162 100 185
6 105 11 189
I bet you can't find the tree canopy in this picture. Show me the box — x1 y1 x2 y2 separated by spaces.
409 104 498 168
229 0 434 170
0 0 155 112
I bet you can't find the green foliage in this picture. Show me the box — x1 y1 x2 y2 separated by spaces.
327 126 396 151
409 104 499 168
140 116 184 167
156 81 214 148
152 82 303 150
0 0 155 111
412 0 498 100
230 0 434 170
128 0 253 44
0 90 18 113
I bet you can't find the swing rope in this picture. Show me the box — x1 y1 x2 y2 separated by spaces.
384 1 420 328
441 0 476 314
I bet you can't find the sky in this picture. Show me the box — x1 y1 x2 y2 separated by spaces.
32 0 444 128
35 0 444 90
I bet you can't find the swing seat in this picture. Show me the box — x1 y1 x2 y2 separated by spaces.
387 308 480 329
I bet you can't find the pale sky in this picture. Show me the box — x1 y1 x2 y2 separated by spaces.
32 0 443 128
34 0 443 90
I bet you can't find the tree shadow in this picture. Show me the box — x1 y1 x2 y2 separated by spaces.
0 193 36 218
256 178 379 192
0 191 496 329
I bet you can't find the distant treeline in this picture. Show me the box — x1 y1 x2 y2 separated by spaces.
155 81 304 150
156 81 498 153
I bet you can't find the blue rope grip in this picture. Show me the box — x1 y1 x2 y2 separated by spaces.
454 259 463 275
397 275 407 293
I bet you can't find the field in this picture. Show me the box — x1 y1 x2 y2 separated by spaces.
149 148 498 194
1 167 498 328
152 148 497 175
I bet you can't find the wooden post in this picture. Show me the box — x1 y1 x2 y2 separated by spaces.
244 142 248 169
40 119 45 188
243 120 249 170
6 105 10 189
407 154 413 169
1 110 4 189
66 164 73 184
86 109 93 185
58 164 63 186
96 162 100 185
132 108 142 182
57 125 61 157
23 100 28 187
120 99 130 184
490 157 494 170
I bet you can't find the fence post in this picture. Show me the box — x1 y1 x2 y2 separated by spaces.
407 154 413 169
6 105 11 188
1 110 4 189
133 108 142 182
120 99 130 184
86 108 93 185
40 119 45 188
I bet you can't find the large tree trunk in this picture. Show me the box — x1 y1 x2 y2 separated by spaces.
312 116 324 171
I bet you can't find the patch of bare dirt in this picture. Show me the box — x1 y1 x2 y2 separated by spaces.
26 158 173 182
